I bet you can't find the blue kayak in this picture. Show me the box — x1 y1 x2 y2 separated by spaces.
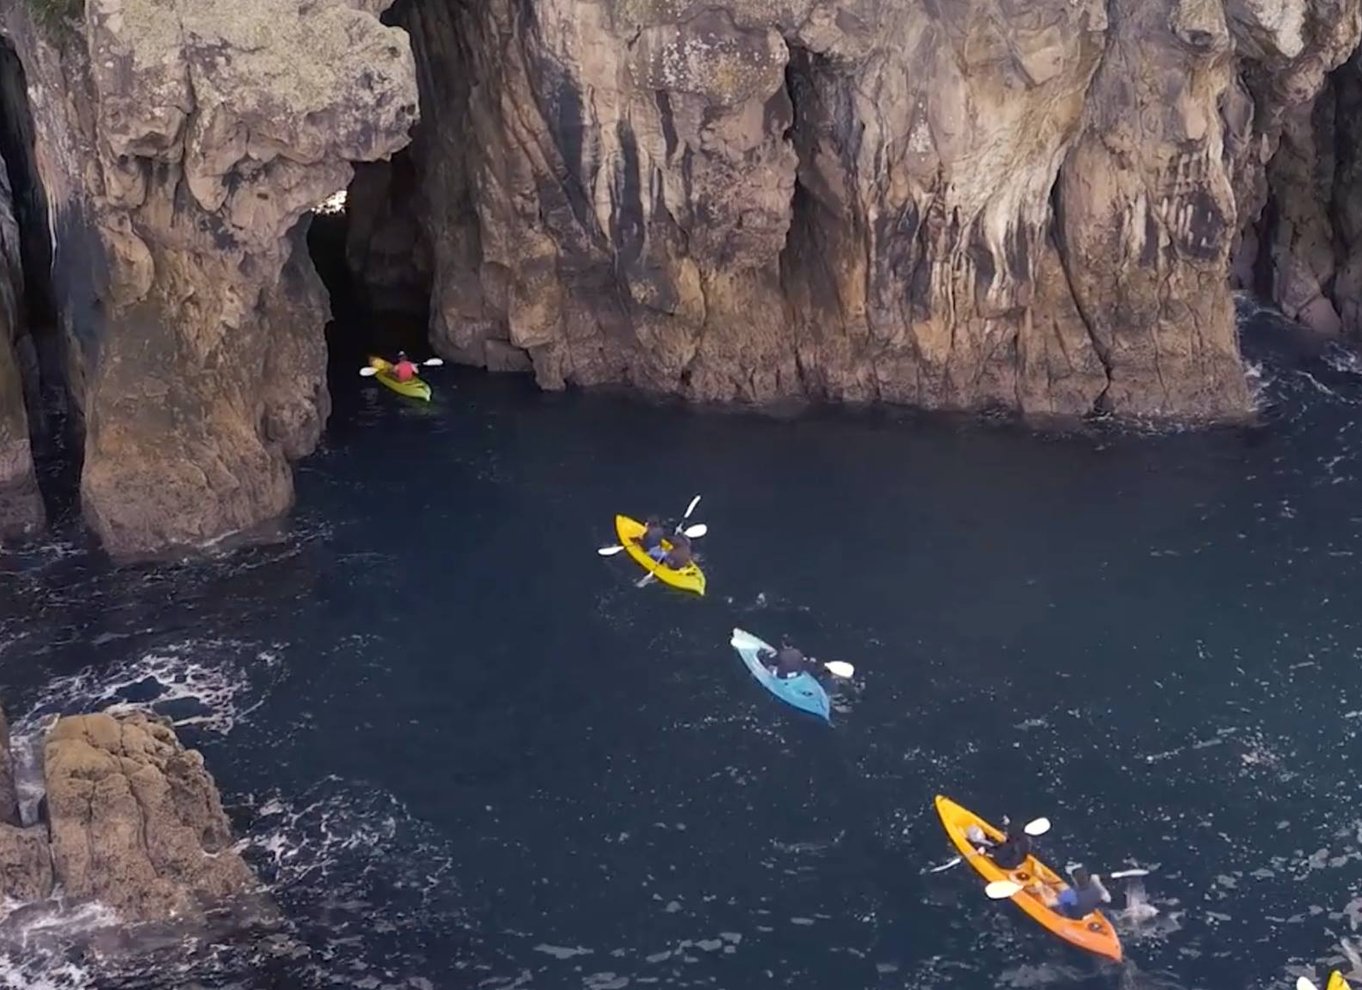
730 628 831 722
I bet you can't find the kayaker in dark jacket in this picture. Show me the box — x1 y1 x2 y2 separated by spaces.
663 533 693 568
761 640 816 680
392 351 418 382
639 517 667 560
989 820 1032 870
1057 867 1110 919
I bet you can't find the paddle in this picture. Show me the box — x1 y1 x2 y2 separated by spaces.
1298 979 1319 990
597 523 707 556
823 661 855 678
985 865 1146 900
359 357 444 377
926 817 1052 874
677 494 701 530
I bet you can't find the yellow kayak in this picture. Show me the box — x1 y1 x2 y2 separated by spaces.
1329 973 1350 990
934 795 1122 962
614 515 705 595
368 356 431 401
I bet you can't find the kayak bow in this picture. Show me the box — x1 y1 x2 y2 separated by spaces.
368 356 432 401
933 794 1122 962
730 628 831 722
614 515 705 595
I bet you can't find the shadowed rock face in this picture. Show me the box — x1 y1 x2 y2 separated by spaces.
0 0 418 557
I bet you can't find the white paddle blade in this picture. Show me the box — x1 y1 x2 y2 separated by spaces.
1023 818 1051 836
1297 978 1319 990
359 366 378 376
423 357 444 366
682 523 707 538
985 880 1023 900
1107 869 1150 879
682 494 701 520
824 661 855 678
597 545 625 556
925 856 962 874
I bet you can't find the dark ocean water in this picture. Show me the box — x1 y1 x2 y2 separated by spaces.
3 303 1362 989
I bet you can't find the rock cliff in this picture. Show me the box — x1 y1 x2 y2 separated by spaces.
0 709 255 924
0 0 1361 554
351 0 1358 419
0 0 418 554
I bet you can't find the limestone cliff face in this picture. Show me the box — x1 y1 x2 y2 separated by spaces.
2 0 1362 555
337 0 1362 422
1 0 417 555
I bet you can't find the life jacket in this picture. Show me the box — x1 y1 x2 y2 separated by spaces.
393 360 417 382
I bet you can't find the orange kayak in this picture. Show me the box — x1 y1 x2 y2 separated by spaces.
934 794 1122 962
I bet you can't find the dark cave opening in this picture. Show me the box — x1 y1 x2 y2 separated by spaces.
306 163 433 396
0 37 68 521
306 0 439 397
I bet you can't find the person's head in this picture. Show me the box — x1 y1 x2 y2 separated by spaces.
398 350 407 360
1071 866 1091 889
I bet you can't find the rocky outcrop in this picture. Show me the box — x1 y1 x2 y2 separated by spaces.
334 0 1362 421
18 711 256 922
0 709 254 924
2 0 1362 553
0 0 418 556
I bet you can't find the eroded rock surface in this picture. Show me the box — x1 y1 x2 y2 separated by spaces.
345 0 1362 422
43 712 254 921
3 0 417 556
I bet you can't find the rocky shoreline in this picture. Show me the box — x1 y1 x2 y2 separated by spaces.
0 707 256 927
0 0 1360 554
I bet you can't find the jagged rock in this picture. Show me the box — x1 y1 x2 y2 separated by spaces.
0 824 51 902
3 0 418 556
44 712 255 922
355 0 1264 419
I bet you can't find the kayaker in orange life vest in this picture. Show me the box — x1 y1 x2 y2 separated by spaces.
391 351 418 382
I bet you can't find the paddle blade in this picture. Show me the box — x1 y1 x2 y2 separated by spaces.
824 661 855 678
359 366 378 376
1298 978 1320 990
597 545 625 556
682 523 707 538
924 856 962 874
1107 869 1150 879
423 357 444 367
985 880 1022 900
1023 818 1051 836
681 494 701 520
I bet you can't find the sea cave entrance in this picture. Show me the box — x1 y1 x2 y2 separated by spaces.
0 36 67 521
307 151 434 398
